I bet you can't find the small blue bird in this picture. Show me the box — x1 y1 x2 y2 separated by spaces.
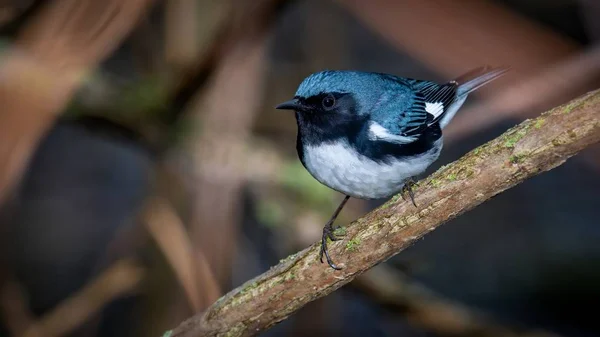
276 66 509 269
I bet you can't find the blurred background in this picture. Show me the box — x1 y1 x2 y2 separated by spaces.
0 0 598 336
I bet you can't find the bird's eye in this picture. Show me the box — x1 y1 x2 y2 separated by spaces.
322 95 336 110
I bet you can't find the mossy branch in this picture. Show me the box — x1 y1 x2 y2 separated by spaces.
168 89 600 337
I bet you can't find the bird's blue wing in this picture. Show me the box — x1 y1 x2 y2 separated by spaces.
408 79 458 125
369 75 458 144
368 75 435 142
365 75 428 144
394 92 429 137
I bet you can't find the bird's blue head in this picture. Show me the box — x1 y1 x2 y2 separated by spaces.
276 70 392 115
294 70 378 101
277 71 392 129
276 70 412 141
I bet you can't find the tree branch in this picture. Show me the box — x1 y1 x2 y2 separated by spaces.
168 89 600 337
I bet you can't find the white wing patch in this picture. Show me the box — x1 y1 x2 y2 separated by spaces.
368 122 417 144
425 102 444 118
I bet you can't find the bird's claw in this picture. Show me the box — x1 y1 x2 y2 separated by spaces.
319 221 343 270
401 178 417 207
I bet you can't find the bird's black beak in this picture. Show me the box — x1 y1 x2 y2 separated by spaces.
275 98 303 111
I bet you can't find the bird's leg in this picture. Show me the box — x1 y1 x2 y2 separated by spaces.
320 195 350 270
400 177 418 207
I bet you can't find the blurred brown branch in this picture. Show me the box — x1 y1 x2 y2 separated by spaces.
354 266 560 337
164 0 229 78
163 0 291 313
0 275 36 336
20 259 144 337
144 197 221 313
183 20 268 310
168 90 600 337
162 0 291 126
337 0 577 81
164 0 202 76
0 0 154 205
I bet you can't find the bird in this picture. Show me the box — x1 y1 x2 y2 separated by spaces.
276 66 509 270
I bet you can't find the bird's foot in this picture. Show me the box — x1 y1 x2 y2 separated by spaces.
401 178 418 207
319 221 343 270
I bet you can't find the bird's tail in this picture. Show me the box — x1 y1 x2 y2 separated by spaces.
454 65 510 97
436 65 510 129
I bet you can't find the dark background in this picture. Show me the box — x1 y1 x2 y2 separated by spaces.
0 0 599 336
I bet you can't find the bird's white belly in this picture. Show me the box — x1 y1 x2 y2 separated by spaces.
302 140 442 199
